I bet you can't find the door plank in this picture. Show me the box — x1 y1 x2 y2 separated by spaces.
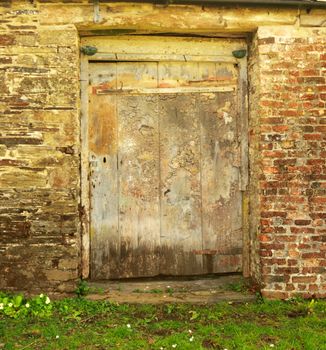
159 93 203 275
117 94 160 278
89 93 120 279
200 92 243 273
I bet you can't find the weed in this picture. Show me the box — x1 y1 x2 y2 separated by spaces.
166 287 174 296
189 310 200 321
165 304 176 315
75 279 91 297
287 298 317 318
225 280 249 293
132 288 163 294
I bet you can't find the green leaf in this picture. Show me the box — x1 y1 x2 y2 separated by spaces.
13 295 23 308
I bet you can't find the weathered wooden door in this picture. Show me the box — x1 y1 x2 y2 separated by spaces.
87 37 247 279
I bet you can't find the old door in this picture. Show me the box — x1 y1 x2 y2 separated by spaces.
87 37 247 279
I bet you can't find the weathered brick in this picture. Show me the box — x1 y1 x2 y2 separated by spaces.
261 290 288 299
294 219 311 226
292 276 316 283
252 27 326 299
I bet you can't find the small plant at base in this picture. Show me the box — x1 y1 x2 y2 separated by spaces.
189 310 200 321
165 304 176 315
287 298 317 318
75 279 91 297
226 280 248 293
307 299 316 315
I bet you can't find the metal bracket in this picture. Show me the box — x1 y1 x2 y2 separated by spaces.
81 46 98 56
232 49 247 59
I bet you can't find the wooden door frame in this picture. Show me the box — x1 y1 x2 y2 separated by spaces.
80 35 249 279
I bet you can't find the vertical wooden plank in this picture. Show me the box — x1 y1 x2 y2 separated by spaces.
238 59 249 191
89 93 120 279
200 90 243 273
238 54 250 277
80 56 90 279
89 63 120 279
159 93 203 275
117 93 160 278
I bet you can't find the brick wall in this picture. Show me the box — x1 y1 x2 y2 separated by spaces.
0 2 80 294
251 26 326 298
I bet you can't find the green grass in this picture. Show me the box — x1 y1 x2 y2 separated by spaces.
0 297 326 349
132 288 164 294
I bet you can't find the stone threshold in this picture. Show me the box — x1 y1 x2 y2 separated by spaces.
86 274 257 304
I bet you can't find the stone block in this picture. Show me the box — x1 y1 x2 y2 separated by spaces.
45 269 78 282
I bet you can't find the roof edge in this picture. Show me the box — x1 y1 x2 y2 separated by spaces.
102 0 326 8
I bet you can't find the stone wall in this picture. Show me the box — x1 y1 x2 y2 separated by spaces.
0 2 80 293
0 0 325 297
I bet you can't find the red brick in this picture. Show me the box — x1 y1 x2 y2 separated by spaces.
308 284 319 292
307 159 325 165
272 125 289 132
261 290 288 299
260 250 273 257
287 259 298 266
298 284 307 291
261 117 284 124
275 267 300 274
259 234 272 242
315 125 326 132
260 243 285 250
300 69 320 76
292 276 316 283
302 267 325 274
320 53 326 60
302 252 325 259
261 211 287 218
297 77 325 84
303 134 322 140
286 284 295 291
294 219 311 226
279 110 300 117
